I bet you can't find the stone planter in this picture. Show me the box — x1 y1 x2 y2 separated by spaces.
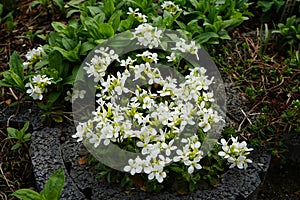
0 104 271 200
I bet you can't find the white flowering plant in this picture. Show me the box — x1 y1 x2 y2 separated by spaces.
0 0 254 193
71 24 254 193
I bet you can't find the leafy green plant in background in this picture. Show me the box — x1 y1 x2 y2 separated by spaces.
257 0 300 23
174 0 252 44
7 122 31 150
273 15 300 53
0 0 253 123
12 168 65 200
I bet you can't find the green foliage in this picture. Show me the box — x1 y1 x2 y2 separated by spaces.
186 0 251 44
0 52 25 90
273 15 300 52
12 168 65 200
7 122 31 150
257 0 286 22
258 0 285 13
257 0 300 23
17 30 44 43
30 0 65 14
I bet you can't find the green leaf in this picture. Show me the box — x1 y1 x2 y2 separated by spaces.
12 189 42 200
53 0 65 11
54 42 81 62
47 92 61 103
194 32 219 44
62 38 77 50
35 59 49 70
51 22 67 33
29 0 40 8
41 169 65 200
2 71 14 85
98 23 115 39
11 143 21 150
175 20 186 29
87 6 103 16
81 15 114 39
103 0 115 18
48 50 63 76
23 133 32 141
21 121 30 133
0 80 12 87
80 41 96 55
9 71 25 90
119 19 133 32
9 52 24 80
108 10 121 32
169 166 184 173
7 127 17 138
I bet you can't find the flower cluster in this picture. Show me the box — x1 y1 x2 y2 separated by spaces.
25 75 53 100
23 46 45 69
161 1 182 15
73 26 253 185
172 38 199 60
218 136 253 169
73 32 227 183
132 23 163 49
83 47 119 82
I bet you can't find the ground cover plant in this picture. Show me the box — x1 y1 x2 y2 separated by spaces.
0 0 299 199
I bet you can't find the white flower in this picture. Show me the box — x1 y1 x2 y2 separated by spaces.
23 62 30 70
218 138 230 158
25 46 45 61
228 156 252 169
199 113 211 132
25 74 53 100
218 136 253 169
32 74 52 85
124 158 142 175
173 146 190 162
25 83 43 100
127 7 147 23
142 96 155 109
119 57 136 67
161 139 177 156
184 157 202 174
127 7 139 15
147 163 166 183
166 52 177 62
